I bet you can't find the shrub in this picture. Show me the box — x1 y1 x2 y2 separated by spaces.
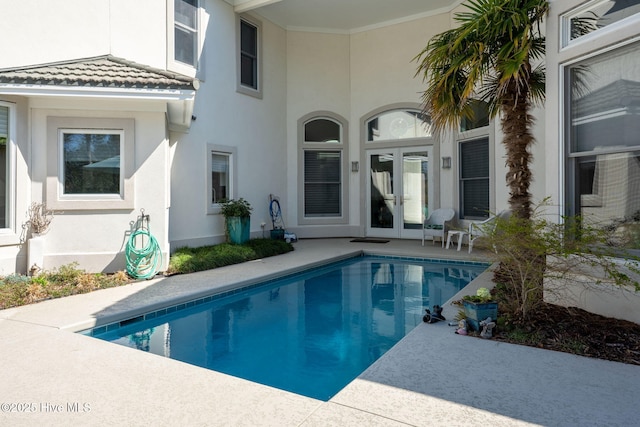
0 239 293 308
487 200 640 324
0 264 132 309
167 238 293 275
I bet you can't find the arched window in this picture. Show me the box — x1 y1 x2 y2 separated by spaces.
366 109 431 142
305 118 340 143
303 118 341 217
298 113 348 224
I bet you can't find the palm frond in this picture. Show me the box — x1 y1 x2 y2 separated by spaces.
414 0 549 220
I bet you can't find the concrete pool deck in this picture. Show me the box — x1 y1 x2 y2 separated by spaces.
1 238 639 426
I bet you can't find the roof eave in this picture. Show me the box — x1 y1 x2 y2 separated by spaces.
1 83 197 133
0 83 196 101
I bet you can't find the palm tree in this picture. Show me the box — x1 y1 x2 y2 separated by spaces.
415 0 548 220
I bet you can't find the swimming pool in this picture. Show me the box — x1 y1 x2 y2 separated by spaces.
89 255 487 401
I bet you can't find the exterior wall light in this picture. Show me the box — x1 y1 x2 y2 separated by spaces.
442 157 452 169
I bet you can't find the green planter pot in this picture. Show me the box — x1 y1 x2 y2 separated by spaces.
463 300 498 331
226 216 250 244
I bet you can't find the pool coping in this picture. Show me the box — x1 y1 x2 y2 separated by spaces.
75 250 364 332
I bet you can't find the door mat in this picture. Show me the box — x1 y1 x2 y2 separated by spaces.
350 238 390 243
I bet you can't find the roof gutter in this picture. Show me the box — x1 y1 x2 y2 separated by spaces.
0 82 198 133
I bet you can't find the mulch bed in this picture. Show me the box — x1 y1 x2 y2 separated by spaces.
492 302 640 366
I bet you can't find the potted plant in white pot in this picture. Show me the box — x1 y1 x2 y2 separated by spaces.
219 198 252 244
462 287 498 331
25 202 54 275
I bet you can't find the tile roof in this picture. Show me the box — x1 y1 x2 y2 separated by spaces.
0 55 197 91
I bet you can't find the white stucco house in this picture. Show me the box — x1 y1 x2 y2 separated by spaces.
0 0 638 274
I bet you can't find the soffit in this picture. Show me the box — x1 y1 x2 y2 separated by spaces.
231 0 459 33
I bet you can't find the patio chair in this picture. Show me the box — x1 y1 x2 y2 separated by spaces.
468 210 511 253
422 208 455 247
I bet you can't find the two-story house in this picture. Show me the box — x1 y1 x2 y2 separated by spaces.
0 0 638 274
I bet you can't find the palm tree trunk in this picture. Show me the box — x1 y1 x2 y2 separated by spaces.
497 77 546 321
501 80 535 220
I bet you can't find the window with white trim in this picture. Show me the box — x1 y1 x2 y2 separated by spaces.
562 0 640 46
61 130 122 195
366 110 431 141
174 0 199 67
211 153 229 204
237 15 262 98
168 0 200 76
299 115 348 223
304 150 341 217
207 144 237 214
457 99 491 220
459 138 490 219
565 41 640 249
46 117 135 210
0 102 14 229
460 99 490 132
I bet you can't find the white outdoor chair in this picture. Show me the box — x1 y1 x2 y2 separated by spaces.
468 210 511 253
422 208 455 247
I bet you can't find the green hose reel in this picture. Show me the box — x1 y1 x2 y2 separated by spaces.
126 209 162 279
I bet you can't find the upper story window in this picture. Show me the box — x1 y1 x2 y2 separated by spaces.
563 0 640 46
174 0 199 67
366 110 431 142
237 15 262 98
168 0 200 76
240 21 258 89
460 100 490 132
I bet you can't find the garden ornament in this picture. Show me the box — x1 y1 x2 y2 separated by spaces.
455 319 468 335
480 317 496 339
423 305 446 323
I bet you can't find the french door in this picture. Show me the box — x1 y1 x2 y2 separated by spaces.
366 147 433 239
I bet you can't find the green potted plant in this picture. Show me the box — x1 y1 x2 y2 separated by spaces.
462 287 498 331
219 198 252 244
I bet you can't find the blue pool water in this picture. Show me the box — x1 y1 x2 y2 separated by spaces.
91 255 487 401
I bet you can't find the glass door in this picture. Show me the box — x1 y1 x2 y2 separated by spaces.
367 147 432 239
368 150 396 237
401 150 431 238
